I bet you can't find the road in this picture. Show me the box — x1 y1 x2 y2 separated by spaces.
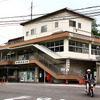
0 83 100 100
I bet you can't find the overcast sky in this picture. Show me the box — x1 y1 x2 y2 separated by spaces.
0 0 100 44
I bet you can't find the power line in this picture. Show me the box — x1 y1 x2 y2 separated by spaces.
32 13 100 24
0 14 96 25
0 19 29 23
79 9 100 13
0 6 100 26
0 15 30 19
73 6 100 11
0 5 100 20
0 5 99 20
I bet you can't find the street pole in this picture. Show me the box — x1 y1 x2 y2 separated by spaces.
31 2 33 20
44 70 45 83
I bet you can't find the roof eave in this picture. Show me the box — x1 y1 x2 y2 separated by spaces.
20 8 95 26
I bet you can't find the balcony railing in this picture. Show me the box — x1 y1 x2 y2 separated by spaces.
0 53 84 78
0 53 63 75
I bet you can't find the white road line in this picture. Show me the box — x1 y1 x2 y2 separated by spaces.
37 97 52 100
60 99 67 100
4 96 31 100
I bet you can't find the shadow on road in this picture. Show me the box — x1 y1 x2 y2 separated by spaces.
80 92 100 99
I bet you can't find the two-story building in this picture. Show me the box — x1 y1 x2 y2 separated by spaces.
0 8 100 83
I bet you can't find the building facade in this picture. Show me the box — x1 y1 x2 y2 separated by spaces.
0 8 100 83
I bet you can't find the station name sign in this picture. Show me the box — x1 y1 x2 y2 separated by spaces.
69 33 94 41
15 60 29 65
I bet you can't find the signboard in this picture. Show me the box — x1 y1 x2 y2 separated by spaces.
61 68 65 71
20 72 27 82
66 59 70 72
69 33 73 37
15 60 29 65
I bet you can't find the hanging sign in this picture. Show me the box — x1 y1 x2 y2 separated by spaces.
15 60 29 65
66 59 70 71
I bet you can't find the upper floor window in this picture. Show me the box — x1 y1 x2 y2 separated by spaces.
31 28 36 35
41 25 47 33
26 31 29 36
78 23 81 28
69 40 89 54
69 20 76 27
91 45 100 55
43 40 64 52
55 22 58 28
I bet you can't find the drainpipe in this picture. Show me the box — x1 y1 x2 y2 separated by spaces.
6 67 8 83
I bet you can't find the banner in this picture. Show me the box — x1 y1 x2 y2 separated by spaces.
66 59 70 71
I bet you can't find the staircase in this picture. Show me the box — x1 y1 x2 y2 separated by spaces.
34 53 63 75
32 53 83 82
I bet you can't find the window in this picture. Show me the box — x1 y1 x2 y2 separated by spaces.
55 22 58 28
91 45 100 55
26 31 29 36
69 40 89 54
69 20 76 27
44 40 64 52
41 25 47 33
78 23 81 28
31 28 36 35
8 69 16 76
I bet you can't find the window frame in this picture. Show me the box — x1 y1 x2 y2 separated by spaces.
55 22 58 28
31 28 36 35
69 40 89 54
69 20 76 27
78 23 81 28
26 31 29 36
41 25 47 33
44 40 64 52
91 44 100 55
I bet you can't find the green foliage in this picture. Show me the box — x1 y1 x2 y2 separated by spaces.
92 20 100 36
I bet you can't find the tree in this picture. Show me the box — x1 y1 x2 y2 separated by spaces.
92 20 100 36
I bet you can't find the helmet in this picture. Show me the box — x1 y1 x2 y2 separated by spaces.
87 69 91 72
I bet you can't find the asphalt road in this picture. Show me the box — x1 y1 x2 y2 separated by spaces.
0 83 100 100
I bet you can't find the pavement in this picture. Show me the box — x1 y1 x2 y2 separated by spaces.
1 82 100 88
0 83 100 100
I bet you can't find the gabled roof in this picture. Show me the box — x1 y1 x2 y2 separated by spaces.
20 8 94 26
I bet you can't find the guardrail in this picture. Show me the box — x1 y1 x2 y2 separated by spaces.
0 53 84 78
0 53 63 75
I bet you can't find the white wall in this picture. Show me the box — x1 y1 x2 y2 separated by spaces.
23 11 92 41
56 38 99 61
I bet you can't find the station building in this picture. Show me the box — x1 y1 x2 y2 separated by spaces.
0 8 100 83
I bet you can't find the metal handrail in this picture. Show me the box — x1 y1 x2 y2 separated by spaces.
0 53 63 75
68 68 84 79
34 53 63 75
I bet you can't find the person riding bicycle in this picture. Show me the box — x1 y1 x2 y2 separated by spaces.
85 69 95 93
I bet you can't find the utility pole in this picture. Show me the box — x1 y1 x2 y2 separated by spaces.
31 1 33 20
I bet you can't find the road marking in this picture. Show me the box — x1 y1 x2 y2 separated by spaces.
60 99 67 100
37 97 52 100
4 96 31 100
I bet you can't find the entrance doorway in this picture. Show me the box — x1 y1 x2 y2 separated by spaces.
19 67 35 82
0 68 7 81
39 67 44 82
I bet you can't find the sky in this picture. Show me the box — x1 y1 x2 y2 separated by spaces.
0 0 100 44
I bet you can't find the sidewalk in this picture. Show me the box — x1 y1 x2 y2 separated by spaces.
1 82 100 88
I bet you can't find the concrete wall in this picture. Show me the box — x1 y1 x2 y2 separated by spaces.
69 60 96 78
23 11 92 41
56 38 100 61
96 64 100 83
